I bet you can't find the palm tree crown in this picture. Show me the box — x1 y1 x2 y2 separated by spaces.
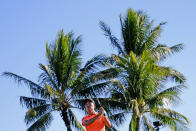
99 8 189 131
3 30 108 131
100 8 184 60
105 51 189 131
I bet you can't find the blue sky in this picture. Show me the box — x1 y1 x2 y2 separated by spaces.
0 0 196 130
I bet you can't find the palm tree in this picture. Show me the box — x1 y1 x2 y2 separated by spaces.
99 9 189 130
2 30 108 131
102 51 189 131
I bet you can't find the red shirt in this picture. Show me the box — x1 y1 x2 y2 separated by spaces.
82 112 109 131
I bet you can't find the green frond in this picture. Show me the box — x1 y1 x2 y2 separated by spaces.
110 79 128 103
27 112 53 131
143 22 166 51
121 9 138 55
88 67 120 83
146 85 185 108
68 109 85 131
2 72 45 97
20 96 47 109
158 108 189 124
99 98 128 114
111 89 126 102
46 42 53 66
142 115 153 131
151 107 190 131
74 98 88 110
129 51 138 70
159 66 186 84
45 84 59 97
71 80 112 99
99 21 124 54
111 54 133 74
38 64 58 90
170 43 184 53
67 34 82 74
151 43 184 62
84 54 107 73
108 112 127 127
25 104 53 125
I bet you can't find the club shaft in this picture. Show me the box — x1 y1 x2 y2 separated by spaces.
87 78 101 106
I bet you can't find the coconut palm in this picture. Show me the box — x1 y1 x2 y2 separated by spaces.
101 51 189 131
2 30 110 131
99 8 189 130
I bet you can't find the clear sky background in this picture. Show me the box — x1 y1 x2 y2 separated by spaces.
0 0 195 131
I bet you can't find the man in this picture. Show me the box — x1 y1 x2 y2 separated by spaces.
82 98 111 131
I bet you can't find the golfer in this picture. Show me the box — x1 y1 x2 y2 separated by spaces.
82 98 111 131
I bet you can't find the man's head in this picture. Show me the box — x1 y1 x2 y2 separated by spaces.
85 98 96 113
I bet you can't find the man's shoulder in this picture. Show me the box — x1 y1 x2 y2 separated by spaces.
82 112 99 120
82 115 89 121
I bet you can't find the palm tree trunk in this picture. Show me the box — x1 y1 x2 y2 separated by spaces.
61 108 72 131
136 116 140 131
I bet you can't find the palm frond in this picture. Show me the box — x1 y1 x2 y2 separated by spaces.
45 84 59 97
25 104 53 125
20 96 47 109
151 107 190 131
27 112 53 131
142 22 166 52
68 109 85 131
142 115 153 131
38 64 58 90
108 111 128 127
98 98 128 114
99 21 124 54
87 67 120 84
71 80 112 99
2 72 45 97
69 67 120 99
151 43 184 61
146 85 185 108
83 54 107 73
159 66 186 84
121 9 138 55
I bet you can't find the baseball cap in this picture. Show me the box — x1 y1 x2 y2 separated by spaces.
85 98 95 104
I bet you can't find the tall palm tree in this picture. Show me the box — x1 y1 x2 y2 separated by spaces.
99 8 189 130
102 51 189 131
2 30 109 131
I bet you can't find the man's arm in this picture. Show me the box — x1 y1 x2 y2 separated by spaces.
82 113 101 126
99 107 111 128
103 116 111 127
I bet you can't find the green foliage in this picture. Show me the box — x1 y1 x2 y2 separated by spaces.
100 8 183 58
103 50 189 131
100 8 189 131
3 30 112 131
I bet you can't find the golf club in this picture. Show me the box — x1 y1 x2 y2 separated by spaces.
80 68 107 117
